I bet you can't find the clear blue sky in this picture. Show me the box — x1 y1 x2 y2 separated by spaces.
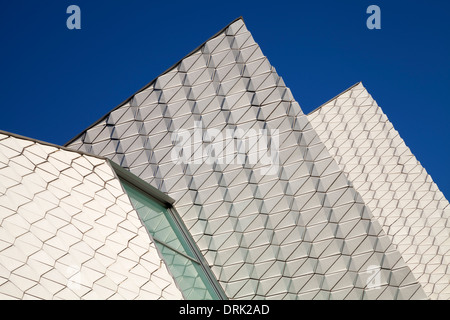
1 1 449 198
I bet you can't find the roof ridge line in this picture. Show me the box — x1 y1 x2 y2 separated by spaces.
307 81 363 116
64 16 245 147
0 128 177 205
0 129 107 160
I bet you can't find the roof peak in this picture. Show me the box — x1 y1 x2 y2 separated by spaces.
307 81 364 115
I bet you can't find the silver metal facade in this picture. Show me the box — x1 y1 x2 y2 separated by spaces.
307 82 450 299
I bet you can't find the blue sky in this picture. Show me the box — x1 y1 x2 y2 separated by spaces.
0 1 449 197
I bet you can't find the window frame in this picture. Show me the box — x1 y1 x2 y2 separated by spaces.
109 160 227 300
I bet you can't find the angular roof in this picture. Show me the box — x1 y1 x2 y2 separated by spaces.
66 18 427 299
307 82 450 299
0 130 182 299
65 17 246 148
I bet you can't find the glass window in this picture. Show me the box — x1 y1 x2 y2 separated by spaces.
120 179 223 300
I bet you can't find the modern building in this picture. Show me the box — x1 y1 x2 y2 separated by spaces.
0 17 448 300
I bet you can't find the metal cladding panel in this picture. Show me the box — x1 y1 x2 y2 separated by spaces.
67 19 427 300
0 132 182 300
307 82 450 300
